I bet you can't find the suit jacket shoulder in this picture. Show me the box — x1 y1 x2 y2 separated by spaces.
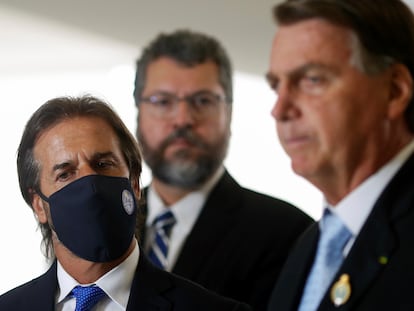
0 261 57 311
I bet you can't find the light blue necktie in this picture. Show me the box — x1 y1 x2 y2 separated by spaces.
71 285 106 311
298 210 352 311
147 210 176 269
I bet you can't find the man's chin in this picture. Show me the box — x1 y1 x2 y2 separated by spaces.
165 146 201 159
154 160 210 186
165 160 200 173
165 151 204 164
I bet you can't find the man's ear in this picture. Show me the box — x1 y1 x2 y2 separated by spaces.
31 191 48 224
388 63 413 120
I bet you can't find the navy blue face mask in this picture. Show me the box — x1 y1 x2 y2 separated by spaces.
38 175 137 262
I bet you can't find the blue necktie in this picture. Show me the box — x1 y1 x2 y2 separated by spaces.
148 210 176 269
71 285 106 311
298 210 352 311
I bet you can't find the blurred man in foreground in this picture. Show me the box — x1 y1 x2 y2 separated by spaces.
266 0 414 310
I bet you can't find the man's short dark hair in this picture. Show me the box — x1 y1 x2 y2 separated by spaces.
133 29 233 105
273 0 414 132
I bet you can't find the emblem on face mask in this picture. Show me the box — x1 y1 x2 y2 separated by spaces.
122 189 135 215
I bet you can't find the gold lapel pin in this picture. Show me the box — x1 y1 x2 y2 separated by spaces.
330 274 351 307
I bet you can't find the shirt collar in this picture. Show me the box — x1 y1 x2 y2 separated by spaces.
146 166 225 225
57 239 139 309
328 139 414 237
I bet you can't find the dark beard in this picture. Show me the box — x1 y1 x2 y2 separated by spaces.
138 126 229 189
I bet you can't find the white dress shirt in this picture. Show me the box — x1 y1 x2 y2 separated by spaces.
145 166 225 271
56 239 139 311
325 140 414 256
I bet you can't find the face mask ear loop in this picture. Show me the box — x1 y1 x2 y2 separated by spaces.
32 187 58 233
35 188 50 203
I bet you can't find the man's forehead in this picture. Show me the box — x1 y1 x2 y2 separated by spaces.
33 117 118 157
270 19 353 73
280 19 350 42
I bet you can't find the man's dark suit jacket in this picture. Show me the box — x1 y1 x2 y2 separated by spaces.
140 170 314 311
267 153 414 310
0 250 251 311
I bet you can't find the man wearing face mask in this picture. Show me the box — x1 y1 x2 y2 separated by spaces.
0 95 251 311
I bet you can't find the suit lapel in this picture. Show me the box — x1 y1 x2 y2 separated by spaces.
172 171 241 278
127 251 173 310
23 261 58 311
274 210 395 311
268 224 319 310
318 153 414 310
318 205 396 310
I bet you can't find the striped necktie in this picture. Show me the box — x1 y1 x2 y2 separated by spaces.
147 210 176 269
298 210 352 311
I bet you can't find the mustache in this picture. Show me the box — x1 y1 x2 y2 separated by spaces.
161 127 206 150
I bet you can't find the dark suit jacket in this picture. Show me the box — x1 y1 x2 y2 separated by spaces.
140 170 314 311
267 153 414 311
0 250 251 311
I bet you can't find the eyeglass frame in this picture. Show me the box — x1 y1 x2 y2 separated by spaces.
137 91 229 119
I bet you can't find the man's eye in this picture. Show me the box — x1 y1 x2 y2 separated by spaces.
191 94 219 108
305 74 324 84
151 95 172 107
267 77 279 92
56 171 71 181
97 161 114 168
299 74 328 94
270 81 279 93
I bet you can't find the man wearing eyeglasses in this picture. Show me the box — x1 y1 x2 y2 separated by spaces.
133 29 314 311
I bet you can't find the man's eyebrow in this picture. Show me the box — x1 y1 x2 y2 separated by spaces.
92 151 121 162
267 63 334 81
51 152 120 171
52 162 72 173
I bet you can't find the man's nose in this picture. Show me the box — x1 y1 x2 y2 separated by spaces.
271 83 300 122
172 100 196 126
